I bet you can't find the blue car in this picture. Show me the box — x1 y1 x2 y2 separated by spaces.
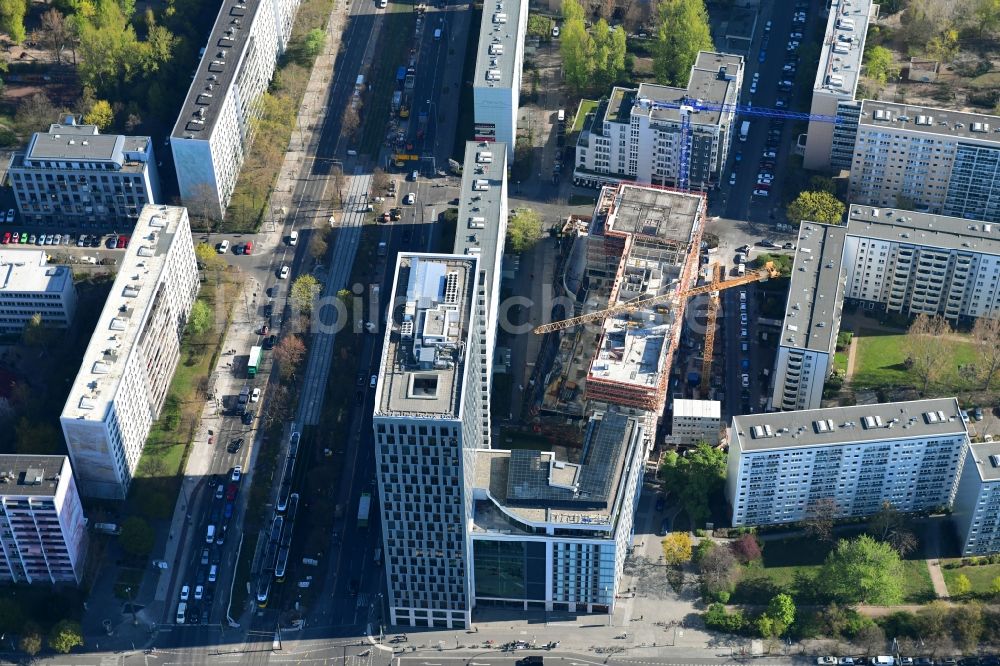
758 50 767 63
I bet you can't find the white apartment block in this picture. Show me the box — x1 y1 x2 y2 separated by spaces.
470 411 644 613
953 441 1000 555
0 455 88 585
60 205 199 499
171 0 300 219
472 0 527 162
8 116 161 228
373 254 484 629
848 101 1000 223
671 399 721 447
844 205 1000 321
802 0 876 171
453 141 508 447
727 398 968 527
0 250 77 334
574 52 744 192
770 223 846 411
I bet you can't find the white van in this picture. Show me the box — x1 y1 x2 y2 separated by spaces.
871 658 895 666
217 240 230 254
206 524 216 543
374 548 382 564
557 109 565 123
289 230 298 246
737 263 746 276
176 602 187 624
433 27 442 39
209 564 218 582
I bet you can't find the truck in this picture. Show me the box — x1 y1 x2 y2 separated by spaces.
395 66 406 89
355 74 365 93
248 345 262 377
357 492 372 529
739 120 750 142
391 90 402 113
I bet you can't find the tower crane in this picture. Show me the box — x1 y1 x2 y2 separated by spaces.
532 261 781 335
699 263 722 395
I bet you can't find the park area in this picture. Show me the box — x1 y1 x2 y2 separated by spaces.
849 328 978 391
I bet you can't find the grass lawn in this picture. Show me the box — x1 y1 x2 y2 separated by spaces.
850 328 978 391
572 99 598 133
941 560 1000 597
113 567 144 600
834 350 848 375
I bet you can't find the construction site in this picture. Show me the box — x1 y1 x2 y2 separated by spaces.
524 183 706 444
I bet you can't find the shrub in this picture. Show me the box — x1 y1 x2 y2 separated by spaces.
730 534 763 564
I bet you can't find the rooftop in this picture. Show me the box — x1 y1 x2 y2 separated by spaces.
603 184 702 240
732 398 967 452
967 441 1000 482
61 205 188 423
375 254 477 418
673 398 721 419
858 99 1000 142
0 455 68 497
473 412 638 528
17 117 151 171
812 0 876 99
779 222 846 352
454 141 506 271
847 204 1000 255
171 0 261 140
473 0 525 90
633 52 744 126
0 250 72 294
605 87 635 125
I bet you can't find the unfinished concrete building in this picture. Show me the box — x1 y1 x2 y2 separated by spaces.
540 184 704 433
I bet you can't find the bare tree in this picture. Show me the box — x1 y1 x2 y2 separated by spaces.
803 497 838 543
867 500 918 556
903 314 952 393
332 165 345 208
973 316 1000 389
340 104 361 142
371 167 389 194
185 183 223 234
36 9 69 65
698 544 741 597
855 623 887 656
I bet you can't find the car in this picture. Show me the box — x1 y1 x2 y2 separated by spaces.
52 233 61 245
233 243 243 255
243 241 253 255
740 291 747 301
790 31 803 39
263 302 273 318
357 373 366 386
404 192 415 205
779 81 793 91
654 495 665 511
749 80 757 94
786 41 799 50
755 183 771 190
242 410 253 425
264 334 276 349
758 178 774 186
390 208 402 221
279 265 290 279
839 659 856 666
974 406 984 421
11 233 19 244
5 209 13 223
409 170 419 182
783 242 795 249
734 152 742 162
251 387 261 402
741 327 748 338
758 50 767 63
215 484 224 500
370 374 377 388
551 24 559 37
783 63 797 72
741 374 750 387
741 358 749 369
105 236 117 248
757 172 773 181
752 71 759 81
89 235 100 247
775 97 787 108
217 240 230 254
194 585 204 600
740 313 748 324
1 232 9 244
180 585 190 601
753 189 769 197
259 324 269 336
912 660 934 666
764 19 771 30
77 235 86 247
45 234 54 245
729 172 736 186
762 150 776 159
115 235 125 248
741 341 749 352
226 483 238 501
28 234 36 245
740 302 747 312
231 466 242 482
817 658 837 665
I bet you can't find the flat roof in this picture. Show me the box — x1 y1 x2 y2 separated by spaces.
454 141 506 278
0 250 71 294
633 52 743 126
375 254 477 418
604 184 701 240
858 99 1000 142
967 441 1000 482
812 0 875 98
847 204 1000 255
780 222 846 352
732 398 967 452
473 412 637 526
673 398 721 419
473 0 525 90
171 0 261 140
61 205 189 423
605 87 635 125
17 120 150 171
0 455 67 497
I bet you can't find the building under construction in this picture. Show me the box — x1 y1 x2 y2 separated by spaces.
536 183 704 436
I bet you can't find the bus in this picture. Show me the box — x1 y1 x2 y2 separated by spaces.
248 345 262 377
358 492 371 529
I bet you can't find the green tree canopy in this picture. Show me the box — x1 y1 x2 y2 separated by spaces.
290 274 321 314
653 0 713 86
590 20 627 89
185 299 213 337
767 592 796 628
48 619 84 654
506 208 543 253
19 622 42 656
819 535 904 605
659 443 726 526
786 190 846 225
119 516 155 558
0 0 28 43
864 45 899 85
84 99 115 129
560 0 592 92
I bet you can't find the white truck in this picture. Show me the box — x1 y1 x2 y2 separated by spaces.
739 120 750 142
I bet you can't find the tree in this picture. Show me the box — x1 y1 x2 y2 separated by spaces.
809 175 837 194
38 8 70 64
301 27 325 60
194 242 226 271
968 0 1000 37
560 0 593 92
15 417 62 455
48 619 83 654
767 593 796 629
0 0 28 44
786 190 846 225
820 535 905 605
185 299 213 337
658 443 726 527
84 99 114 129
867 501 918 556
699 541 741 597
14 93 58 137
118 516 154 558
693 537 715 565
506 208 543 253
653 0 713 86
19 622 42 656
21 312 59 348
864 45 898 86
273 335 306 380
730 533 762 563
661 531 692 565
991 575 1000 598
902 314 951 393
972 316 1000 389
855 623 886 655
341 104 361 141
371 167 390 194
590 20 627 89
954 574 972 598
290 274 321 315
308 230 328 262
